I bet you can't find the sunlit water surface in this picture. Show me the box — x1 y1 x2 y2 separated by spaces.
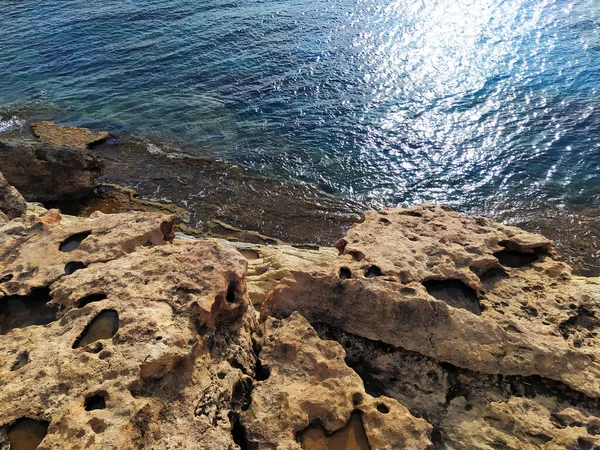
1 0 599 213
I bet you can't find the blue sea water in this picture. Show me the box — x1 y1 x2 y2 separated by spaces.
1 0 599 213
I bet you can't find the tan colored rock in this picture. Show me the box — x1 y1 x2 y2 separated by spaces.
223 242 338 306
0 209 176 297
0 209 257 449
31 121 109 149
262 204 600 398
241 312 432 449
0 172 27 219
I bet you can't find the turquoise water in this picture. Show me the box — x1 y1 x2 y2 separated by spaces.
1 0 599 211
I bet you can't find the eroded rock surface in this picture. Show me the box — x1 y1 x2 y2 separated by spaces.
0 208 257 449
31 121 109 149
0 172 27 220
262 204 600 448
2 202 600 450
0 139 104 202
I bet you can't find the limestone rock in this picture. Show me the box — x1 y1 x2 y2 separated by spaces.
262 204 600 396
0 210 257 449
31 121 109 149
0 172 27 219
0 209 176 297
241 312 432 449
224 242 338 306
0 139 104 202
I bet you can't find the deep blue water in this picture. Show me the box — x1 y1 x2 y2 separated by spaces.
1 0 599 212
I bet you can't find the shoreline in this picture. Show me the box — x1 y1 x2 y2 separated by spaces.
1 116 599 276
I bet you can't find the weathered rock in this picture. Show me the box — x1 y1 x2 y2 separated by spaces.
31 121 109 149
0 172 27 219
0 139 104 202
223 242 338 306
261 205 600 428
3 202 600 450
242 312 432 449
0 209 257 449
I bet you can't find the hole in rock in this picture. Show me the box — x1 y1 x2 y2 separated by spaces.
339 267 352 280
160 221 175 242
364 266 382 278
77 293 108 308
1 273 13 283
11 351 30 371
231 378 253 411
559 306 600 340
226 281 238 303
479 267 509 283
0 288 57 335
399 210 422 217
376 403 390 414
59 231 92 252
72 310 119 349
8 418 50 450
64 261 86 275
348 250 365 262
400 287 417 297
297 411 372 450
379 218 391 225
229 412 257 450
238 249 260 260
578 437 594 450
84 393 106 411
494 249 538 268
352 393 363 406
255 360 271 381
423 279 481 315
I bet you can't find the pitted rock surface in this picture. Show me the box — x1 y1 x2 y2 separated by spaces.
242 312 432 449
262 204 600 397
0 209 256 449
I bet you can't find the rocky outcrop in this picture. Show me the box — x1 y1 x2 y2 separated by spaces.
261 204 600 448
0 139 104 202
2 201 600 449
0 207 257 449
31 121 109 149
0 172 27 220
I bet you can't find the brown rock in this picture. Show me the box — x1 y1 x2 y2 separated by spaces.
31 121 109 149
262 204 600 395
241 312 432 449
0 139 104 202
0 171 27 219
0 209 256 449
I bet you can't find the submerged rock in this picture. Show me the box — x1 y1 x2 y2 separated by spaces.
0 139 104 202
0 171 27 219
31 121 109 149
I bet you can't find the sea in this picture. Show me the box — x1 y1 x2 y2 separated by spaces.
1 0 599 271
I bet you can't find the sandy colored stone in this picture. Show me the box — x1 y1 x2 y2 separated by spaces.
31 121 109 149
0 139 104 202
262 204 600 398
0 209 176 297
0 172 27 219
0 209 257 449
222 242 338 306
241 312 432 449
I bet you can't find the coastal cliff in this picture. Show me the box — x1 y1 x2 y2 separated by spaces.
1 124 600 449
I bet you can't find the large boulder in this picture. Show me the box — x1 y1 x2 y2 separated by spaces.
0 139 104 202
0 172 27 219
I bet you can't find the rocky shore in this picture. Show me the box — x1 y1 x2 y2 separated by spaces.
1 122 600 449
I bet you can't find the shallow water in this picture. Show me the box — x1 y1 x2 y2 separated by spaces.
0 0 599 213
